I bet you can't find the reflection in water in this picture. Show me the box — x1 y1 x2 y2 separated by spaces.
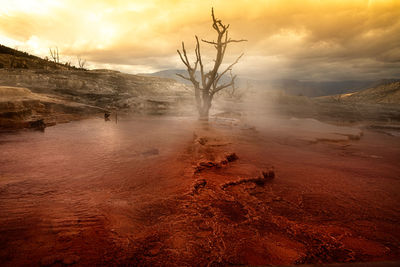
0 116 193 185
104 112 111 121
0 115 196 265
104 112 119 123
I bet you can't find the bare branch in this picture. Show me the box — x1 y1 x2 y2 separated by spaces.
211 8 220 33
177 49 189 68
212 74 237 95
202 38 247 46
195 36 206 88
227 69 238 98
181 42 191 69
201 39 218 45
227 38 248 43
176 73 191 81
213 53 244 89
77 56 86 68
49 47 59 63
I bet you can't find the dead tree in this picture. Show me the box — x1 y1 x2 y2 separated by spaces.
9 54 15 68
77 56 86 69
49 47 59 63
227 69 238 98
177 8 246 119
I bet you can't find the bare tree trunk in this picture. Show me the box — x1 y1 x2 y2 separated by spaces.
77 56 86 69
199 95 212 120
49 47 59 63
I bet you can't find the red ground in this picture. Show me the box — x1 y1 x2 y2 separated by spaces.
0 116 399 266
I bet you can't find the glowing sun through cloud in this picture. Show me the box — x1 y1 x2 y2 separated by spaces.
0 0 399 80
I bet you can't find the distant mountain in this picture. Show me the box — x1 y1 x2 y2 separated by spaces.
140 69 192 85
265 79 377 97
140 69 234 86
343 81 400 104
142 69 400 97
368 79 400 89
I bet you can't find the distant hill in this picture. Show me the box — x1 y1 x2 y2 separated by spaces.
265 79 376 97
142 69 400 97
343 81 400 104
0 44 77 70
140 69 188 81
0 44 193 129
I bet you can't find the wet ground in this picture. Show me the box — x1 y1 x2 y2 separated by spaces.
0 115 399 266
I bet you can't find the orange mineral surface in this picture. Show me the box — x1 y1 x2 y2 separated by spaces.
0 116 399 266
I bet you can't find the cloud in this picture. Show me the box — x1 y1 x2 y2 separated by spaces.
0 0 399 80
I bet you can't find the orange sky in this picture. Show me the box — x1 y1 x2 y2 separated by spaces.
0 0 399 80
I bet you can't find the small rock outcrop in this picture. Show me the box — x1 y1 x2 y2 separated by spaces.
221 169 275 189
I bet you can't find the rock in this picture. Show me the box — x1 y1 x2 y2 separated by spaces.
195 155 237 173
62 255 80 265
0 85 109 130
199 161 215 168
226 153 239 162
262 170 275 180
0 68 193 130
222 169 275 189
198 137 208 145
192 179 207 194
40 255 62 266
28 119 46 130
143 242 163 257
142 148 160 156
195 161 216 172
